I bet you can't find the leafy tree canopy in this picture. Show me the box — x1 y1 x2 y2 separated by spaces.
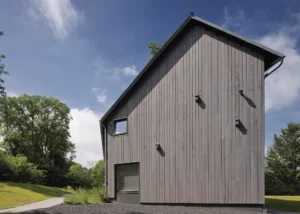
265 122 300 195
0 31 9 97
66 160 105 189
67 163 90 188
89 160 105 188
148 41 165 60
0 94 75 186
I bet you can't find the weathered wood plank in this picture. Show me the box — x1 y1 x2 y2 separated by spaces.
105 24 265 205
259 53 265 204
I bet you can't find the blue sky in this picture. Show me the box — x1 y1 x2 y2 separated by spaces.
0 0 299 166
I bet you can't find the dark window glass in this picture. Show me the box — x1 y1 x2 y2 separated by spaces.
114 119 127 135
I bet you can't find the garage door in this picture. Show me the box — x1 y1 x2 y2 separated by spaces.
115 163 139 204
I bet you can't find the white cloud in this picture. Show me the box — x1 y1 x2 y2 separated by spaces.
265 145 269 156
28 0 83 40
92 87 107 104
93 56 139 80
108 65 139 79
69 108 103 167
6 91 19 97
259 33 300 112
221 7 247 29
221 9 300 112
116 65 138 76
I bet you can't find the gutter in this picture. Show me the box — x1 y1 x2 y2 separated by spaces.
264 56 285 79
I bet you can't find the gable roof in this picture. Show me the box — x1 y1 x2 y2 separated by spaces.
100 13 284 124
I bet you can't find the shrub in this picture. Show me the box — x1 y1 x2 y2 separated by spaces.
64 188 108 205
89 160 105 188
0 153 45 183
66 164 91 189
66 160 105 189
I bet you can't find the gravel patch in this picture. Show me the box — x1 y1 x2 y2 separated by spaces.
17 204 263 214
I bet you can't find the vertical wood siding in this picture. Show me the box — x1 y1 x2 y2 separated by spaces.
105 24 265 204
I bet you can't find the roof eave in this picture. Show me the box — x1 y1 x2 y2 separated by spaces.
100 14 194 124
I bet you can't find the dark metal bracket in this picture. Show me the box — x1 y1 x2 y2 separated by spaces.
195 94 202 103
239 90 245 97
235 119 241 127
155 143 161 150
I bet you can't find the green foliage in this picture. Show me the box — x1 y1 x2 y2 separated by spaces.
64 188 108 205
67 163 91 189
66 160 105 189
0 31 8 97
0 94 75 186
89 160 105 188
265 122 300 195
0 153 45 184
148 41 165 60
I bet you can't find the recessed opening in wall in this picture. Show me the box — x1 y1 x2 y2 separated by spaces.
114 118 127 136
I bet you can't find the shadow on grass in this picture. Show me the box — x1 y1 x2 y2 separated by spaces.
265 198 300 213
6 182 71 198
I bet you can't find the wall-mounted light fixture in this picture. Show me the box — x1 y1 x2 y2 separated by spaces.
195 94 202 103
155 143 161 150
239 90 245 97
235 119 241 127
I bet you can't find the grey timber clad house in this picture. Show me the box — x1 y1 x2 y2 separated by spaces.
100 13 285 207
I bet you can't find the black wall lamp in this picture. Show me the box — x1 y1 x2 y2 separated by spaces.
239 90 245 97
235 119 241 127
155 143 161 150
195 94 202 103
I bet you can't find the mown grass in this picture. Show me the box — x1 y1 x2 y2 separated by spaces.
265 196 300 212
0 182 74 209
64 188 107 205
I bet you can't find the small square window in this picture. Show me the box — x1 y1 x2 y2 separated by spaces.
114 119 127 136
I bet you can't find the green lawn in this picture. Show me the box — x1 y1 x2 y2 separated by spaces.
265 196 300 212
0 182 73 209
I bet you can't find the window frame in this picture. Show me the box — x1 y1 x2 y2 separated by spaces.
113 118 128 136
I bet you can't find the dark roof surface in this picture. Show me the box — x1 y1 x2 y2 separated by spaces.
100 13 284 124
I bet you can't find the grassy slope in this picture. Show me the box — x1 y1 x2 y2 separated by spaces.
0 182 73 209
265 196 300 212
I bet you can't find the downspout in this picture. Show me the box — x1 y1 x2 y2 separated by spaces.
105 124 108 191
100 121 108 191
264 56 285 79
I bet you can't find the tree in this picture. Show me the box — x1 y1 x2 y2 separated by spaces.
67 163 91 189
265 122 300 195
66 160 105 189
0 31 9 97
148 41 165 60
89 160 105 188
0 153 45 184
0 94 75 186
